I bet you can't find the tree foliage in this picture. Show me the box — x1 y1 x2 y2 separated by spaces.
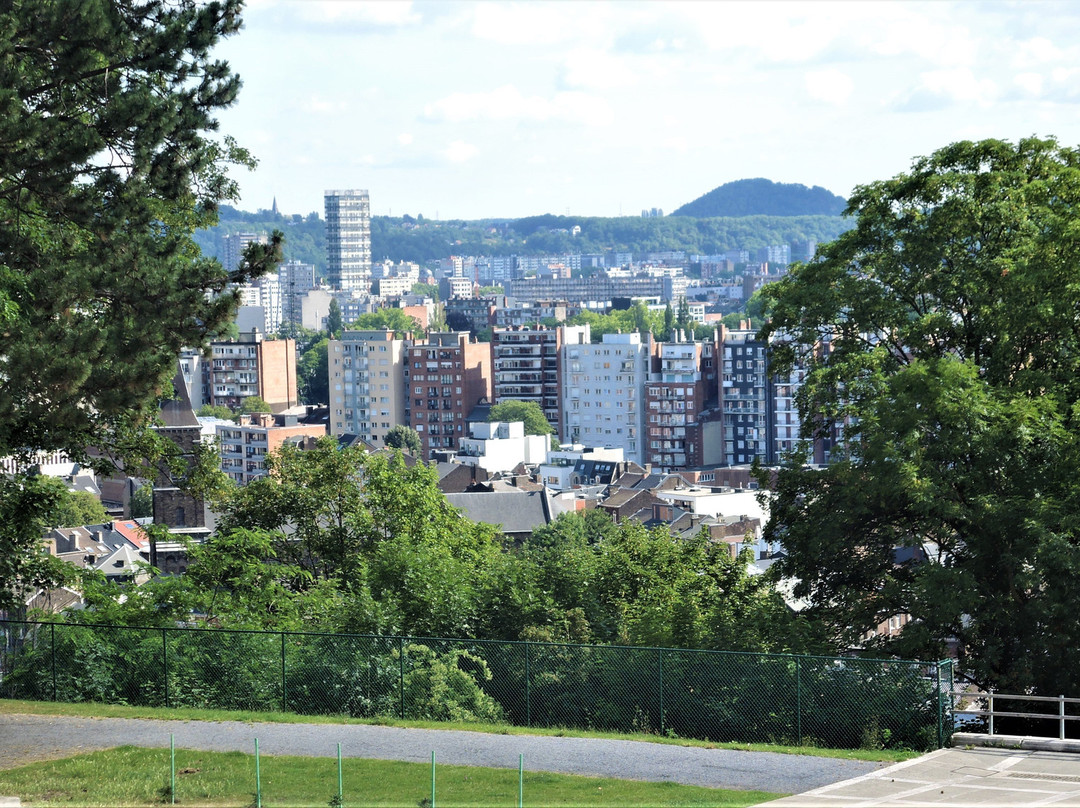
238 396 272 415
0 0 279 609
47 484 108 529
759 137 1080 694
671 178 847 218
488 401 554 436
298 337 329 405
0 0 281 466
348 307 422 336
384 424 421 455
326 298 343 338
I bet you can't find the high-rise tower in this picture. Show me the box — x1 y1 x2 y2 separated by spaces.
324 189 372 293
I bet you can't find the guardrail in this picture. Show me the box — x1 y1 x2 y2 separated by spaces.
952 691 1080 739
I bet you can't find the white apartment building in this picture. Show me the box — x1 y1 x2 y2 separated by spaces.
328 330 407 446
325 189 372 293
562 332 651 464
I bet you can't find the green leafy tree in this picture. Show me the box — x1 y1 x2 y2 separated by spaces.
384 424 422 455
50 488 109 529
0 0 281 608
411 282 439 299
326 297 343 337
0 475 78 612
758 137 1080 695
349 307 422 336
238 396 272 415
488 400 554 437
129 484 154 520
298 337 329 405
196 404 234 420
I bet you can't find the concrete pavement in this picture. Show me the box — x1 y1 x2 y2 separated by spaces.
758 746 1080 807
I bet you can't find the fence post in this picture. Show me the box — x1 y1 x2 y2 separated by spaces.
1061 695 1066 741
524 642 531 728
398 636 405 719
281 632 287 713
795 656 802 747
935 661 943 749
162 628 170 709
51 622 57 702
658 648 664 736
989 692 995 736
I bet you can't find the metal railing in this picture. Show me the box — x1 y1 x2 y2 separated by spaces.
952 691 1080 740
0 619 954 750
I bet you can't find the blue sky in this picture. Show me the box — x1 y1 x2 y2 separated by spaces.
214 0 1080 220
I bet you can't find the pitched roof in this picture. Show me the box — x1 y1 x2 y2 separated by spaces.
159 365 200 428
445 489 555 538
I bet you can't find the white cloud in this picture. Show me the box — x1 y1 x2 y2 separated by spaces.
805 69 853 105
920 68 997 105
398 133 414 146
1013 72 1044 97
561 48 635 90
471 3 615 46
1011 37 1062 69
664 136 689 154
302 96 349 114
443 141 479 163
891 67 998 111
424 85 613 126
295 0 421 27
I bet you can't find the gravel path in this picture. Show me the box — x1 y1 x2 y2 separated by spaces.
0 713 883 795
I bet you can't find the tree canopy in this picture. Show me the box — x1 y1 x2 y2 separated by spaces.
384 425 422 455
758 137 1080 695
0 0 279 608
488 401 554 436
348 307 422 336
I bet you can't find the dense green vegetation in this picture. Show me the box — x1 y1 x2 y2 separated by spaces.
760 137 1080 698
196 207 850 270
68 440 819 652
192 205 327 275
672 178 847 218
0 1 281 611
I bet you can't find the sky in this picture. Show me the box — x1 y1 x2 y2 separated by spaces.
214 0 1080 221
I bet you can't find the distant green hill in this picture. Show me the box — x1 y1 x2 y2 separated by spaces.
195 204 850 268
672 178 847 218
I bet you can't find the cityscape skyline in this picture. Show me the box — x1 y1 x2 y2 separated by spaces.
216 0 1080 220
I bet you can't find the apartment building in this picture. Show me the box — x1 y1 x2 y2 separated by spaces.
507 275 688 305
720 328 773 465
217 411 327 485
325 189 372 293
492 324 589 440
645 333 718 471
207 330 297 412
328 330 407 447
406 332 492 461
562 332 651 464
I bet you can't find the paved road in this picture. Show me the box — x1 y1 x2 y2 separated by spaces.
0 713 882 795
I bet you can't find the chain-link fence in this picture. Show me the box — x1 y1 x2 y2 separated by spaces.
0 619 953 750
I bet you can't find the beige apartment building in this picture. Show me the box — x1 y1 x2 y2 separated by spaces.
328 329 408 447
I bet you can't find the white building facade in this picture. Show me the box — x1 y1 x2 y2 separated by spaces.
562 332 651 464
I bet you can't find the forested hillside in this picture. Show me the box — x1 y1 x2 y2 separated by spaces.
196 206 850 272
672 178 848 218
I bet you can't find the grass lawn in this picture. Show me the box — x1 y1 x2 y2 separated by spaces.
0 699 919 764
0 746 783 807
